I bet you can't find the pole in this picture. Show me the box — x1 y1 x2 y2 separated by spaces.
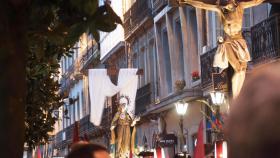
180 116 185 152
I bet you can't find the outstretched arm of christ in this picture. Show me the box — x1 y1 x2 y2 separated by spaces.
240 0 265 8
178 0 220 12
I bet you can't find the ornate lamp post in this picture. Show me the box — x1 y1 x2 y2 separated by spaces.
175 100 189 155
210 91 225 106
175 100 188 116
209 91 227 158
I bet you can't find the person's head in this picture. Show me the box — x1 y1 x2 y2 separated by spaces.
104 0 111 5
226 63 280 158
67 143 109 158
217 0 237 9
119 96 129 112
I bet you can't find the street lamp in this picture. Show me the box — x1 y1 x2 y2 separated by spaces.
175 100 188 116
215 140 227 158
175 100 188 155
210 91 225 106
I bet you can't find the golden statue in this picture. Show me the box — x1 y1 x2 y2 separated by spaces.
110 96 140 158
179 0 264 98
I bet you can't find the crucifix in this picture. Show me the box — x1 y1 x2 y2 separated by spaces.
179 0 264 98
106 63 144 77
106 63 143 115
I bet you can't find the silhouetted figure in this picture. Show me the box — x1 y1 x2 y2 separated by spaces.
226 63 280 158
67 143 109 158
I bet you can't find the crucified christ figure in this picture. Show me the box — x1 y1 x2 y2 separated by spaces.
179 0 264 98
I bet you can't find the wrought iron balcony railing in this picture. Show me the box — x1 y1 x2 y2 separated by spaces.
251 14 280 64
79 115 95 137
152 0 168 14
200 13 280 88
80 44 99 71
123 0 152 38
135 83 152 115
54 109 113 148
54 130 64 147
200 47 217 88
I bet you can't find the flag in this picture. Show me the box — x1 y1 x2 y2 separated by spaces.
154 147 162 158
194 120 205 158
36 147 41 158
72 121 80 144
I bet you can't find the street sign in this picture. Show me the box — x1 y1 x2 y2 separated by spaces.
158 134 177 148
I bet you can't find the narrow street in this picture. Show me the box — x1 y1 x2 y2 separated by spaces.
1 0 280 158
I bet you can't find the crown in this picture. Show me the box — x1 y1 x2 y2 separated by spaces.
119 95 131 105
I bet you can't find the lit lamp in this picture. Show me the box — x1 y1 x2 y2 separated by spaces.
210 91 225 106
175 100 188 116
215 140 227 158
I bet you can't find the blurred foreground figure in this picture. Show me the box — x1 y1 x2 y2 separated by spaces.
67 143 110 158
226 63 280 158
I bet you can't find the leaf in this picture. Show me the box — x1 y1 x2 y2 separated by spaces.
94 14 117 32
65 22 87 45
90 5 121 32
69 0 98 16
89 22 100 41
83 0 98 16
104 4 122 25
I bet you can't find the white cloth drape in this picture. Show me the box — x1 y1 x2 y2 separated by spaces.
118 69 138 118
88 68 138 126
88 69 119 126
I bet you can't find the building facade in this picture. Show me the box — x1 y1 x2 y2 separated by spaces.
48 0 279 157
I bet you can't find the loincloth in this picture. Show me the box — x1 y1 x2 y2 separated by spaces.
213 37 251 71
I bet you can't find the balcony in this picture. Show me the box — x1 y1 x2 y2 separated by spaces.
78 115 96 137
200 48 217 88
54 130 64 148
152 0 168 14
123 0 152 39
60 76 76 97
251 14 280 65
54 111 113 148
135 83 152 115
80 44 99 71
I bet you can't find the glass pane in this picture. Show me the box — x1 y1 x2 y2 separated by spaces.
162 29 172 93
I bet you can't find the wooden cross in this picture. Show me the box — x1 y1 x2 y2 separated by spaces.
106 64 144 76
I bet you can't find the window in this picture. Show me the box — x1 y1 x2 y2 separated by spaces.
76 95 80 120
63 106 66 129
189 8 199 78
67 106 70 127
215 13 223 39
148 39 158 99
162 29 172 94
63 57 66 73
201 10 208 47
207 11 223 48
61 60 64 74
71 103 74 124
148 40 155 84
243 8 252 28
175 19 185 80
139 46 145 87
132 43 139 69
80 91 83 119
